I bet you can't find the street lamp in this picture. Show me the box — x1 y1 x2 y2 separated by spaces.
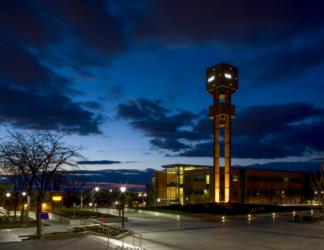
5 192 11 216
20 191 28 220
120 186 126 193
92 186 100 212
120 186 126 229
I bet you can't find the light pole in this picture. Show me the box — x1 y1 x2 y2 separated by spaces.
92 186 100 213
21 191 27 220
5 193 11 216
120 186 126 229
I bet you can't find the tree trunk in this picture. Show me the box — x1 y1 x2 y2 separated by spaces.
20 204 24 223
25 195 31 218
35 202 42 239
80 193 83 207
14 194 18 218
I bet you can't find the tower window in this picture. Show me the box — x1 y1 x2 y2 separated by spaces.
208 75 215 82
224 73 232 79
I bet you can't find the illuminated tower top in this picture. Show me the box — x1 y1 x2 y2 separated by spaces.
206 62 238 94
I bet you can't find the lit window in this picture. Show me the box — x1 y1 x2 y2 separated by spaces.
208 75 215 82
224 73 232 79
52 196 62 202
206 175 210 184
232 175 238 182
179 175 184 185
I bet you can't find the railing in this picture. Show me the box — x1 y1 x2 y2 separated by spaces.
76 219 144 249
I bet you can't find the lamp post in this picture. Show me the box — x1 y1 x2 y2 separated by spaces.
5 193 11 216
21 191 27 220
120 186 126 229
92 186 100 213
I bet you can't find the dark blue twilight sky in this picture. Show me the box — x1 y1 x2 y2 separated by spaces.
1 0 324 170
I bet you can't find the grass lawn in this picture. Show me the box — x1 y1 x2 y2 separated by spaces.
138 207 186 215
139 203 316 216
0 216 37 229
53 208 116 219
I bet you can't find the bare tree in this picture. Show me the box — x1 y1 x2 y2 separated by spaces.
0 129 82 239
311 164 324 212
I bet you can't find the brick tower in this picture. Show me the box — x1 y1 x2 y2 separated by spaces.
206 63 238 203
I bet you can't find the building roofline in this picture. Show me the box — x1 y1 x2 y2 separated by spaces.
161 164 211 169
161 163 315 174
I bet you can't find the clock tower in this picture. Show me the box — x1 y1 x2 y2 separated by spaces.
206 62 238 203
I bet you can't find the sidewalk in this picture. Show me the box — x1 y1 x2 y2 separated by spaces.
0 220 72 242
0 234 116 250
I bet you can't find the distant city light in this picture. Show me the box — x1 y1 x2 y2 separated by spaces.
208 75 215 82
94 186 100 192
89 202 93 207
22 192 27 196
109 189 113 193
224 73 232 79
6 192 11 198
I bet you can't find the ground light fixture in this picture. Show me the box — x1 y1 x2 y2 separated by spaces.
6 192 11 198
22 192 27 196
248 214 252 223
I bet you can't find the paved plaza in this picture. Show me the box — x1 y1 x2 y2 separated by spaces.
1 209 324 250
120 209 324 250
